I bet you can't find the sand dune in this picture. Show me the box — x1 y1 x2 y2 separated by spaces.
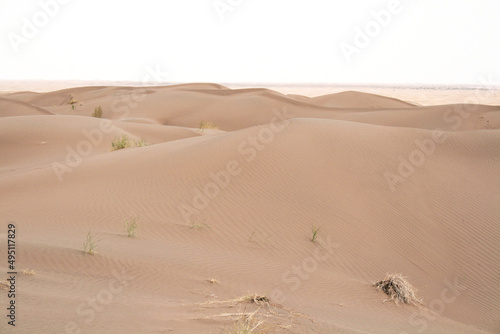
0 84 499 333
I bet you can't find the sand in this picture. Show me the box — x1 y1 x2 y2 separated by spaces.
0 83 499 333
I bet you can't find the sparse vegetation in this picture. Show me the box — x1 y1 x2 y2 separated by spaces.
375 273 422 305
83 230 98 255
311 225 320 242
190 221 210 230
111 135 151 151
236 293 270 305
230 309 266 334
21 268 36 276
71 104 76 110
202 293 292 333
125 216 138 238
111 135 131 151
248 231 272 244
199 120 218 131
92 106 103 118
198 293 270 307
68 97 78 105
135 138 150 147
248 231 256 242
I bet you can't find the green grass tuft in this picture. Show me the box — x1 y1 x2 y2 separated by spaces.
311 225 321 242
125 216 138 238
111 135 131 151
135 138 150 147
190 221 210 230
92 106 103 118
199 120 218 131
83 230 98 255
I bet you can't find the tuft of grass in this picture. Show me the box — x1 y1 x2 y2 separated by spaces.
248 231 272 244
83 230 98 255
208 278 218 284
71 104 76 110
111 135 131 151
375 273 422 305
235 293 270 305
125 216 138 238
21 268 36 276
135 138 150 147
230 310 266 334
190 221 210 230
311 225 320 242
92 106 103 118
199 120 218 131
68 97 78 105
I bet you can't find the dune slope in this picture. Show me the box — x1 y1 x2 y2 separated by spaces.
0 84 499 334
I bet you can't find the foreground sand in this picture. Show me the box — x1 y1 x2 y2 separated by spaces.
0 84 499 333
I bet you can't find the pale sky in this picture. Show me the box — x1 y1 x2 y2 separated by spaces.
1 0 499 85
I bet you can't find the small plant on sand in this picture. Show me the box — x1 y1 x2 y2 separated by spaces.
190 221 210 230
71 104 76 110
199 120 218 131
230 310 266 334
68 97 78 105
111 135 131 151
83 230 98 255
21 268 36 276
92 106 103 118
374 273 422 305
135 138 150 147
237 293 269 304
125 216 138 238
311 225 321 242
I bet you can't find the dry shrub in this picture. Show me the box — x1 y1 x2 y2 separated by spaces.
230 309 267 334
92 106 103 118
239 294 269 304
21 268 36 276
199 120 218 130
375 273 422 305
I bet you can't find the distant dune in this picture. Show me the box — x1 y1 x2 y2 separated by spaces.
0 84 499 333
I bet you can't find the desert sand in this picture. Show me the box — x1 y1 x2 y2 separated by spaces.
0 83 499 333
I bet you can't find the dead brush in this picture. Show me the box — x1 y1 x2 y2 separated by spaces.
230 308 266 334
374 273 422 305
238 294 270 305
199 293 270 308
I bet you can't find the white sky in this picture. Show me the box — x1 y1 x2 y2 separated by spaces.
1 0 499 85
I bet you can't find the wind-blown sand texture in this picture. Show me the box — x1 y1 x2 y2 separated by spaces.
1 83 499 333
